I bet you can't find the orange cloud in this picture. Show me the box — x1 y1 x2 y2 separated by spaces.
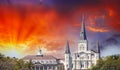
87 26 109 32
109 9 114 16
0 6 70 58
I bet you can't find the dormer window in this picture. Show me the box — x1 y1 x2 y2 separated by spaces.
50 61 52 63
41 61 44 63
35 61 40 64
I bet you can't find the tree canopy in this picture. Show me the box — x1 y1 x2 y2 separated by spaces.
90 55 120 70
0 53 33 70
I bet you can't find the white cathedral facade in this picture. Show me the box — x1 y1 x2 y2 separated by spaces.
64 17 100 70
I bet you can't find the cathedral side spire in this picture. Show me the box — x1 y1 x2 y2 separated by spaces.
96 40 100 58
65 41 71 54
64 40 72 70
80 16 87 40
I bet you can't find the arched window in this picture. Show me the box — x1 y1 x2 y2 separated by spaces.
80 62 84 68
87 61 89 67
92 54 95 58
86 54 89 59
80 47 81 50
66 64 68 67
82 46 84 50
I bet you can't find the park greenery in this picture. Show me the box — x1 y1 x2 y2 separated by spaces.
0 53 120 70
90 55 120 70
0 53 33 70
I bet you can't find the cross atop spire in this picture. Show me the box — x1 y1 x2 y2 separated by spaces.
65 41 71 54
80 16 87 40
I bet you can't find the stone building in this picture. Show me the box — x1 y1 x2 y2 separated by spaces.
23 49 64 70
64 16 100 70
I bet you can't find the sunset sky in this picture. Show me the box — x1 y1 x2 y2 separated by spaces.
0 0 120 58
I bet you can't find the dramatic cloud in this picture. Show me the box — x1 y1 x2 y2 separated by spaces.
101 34 120 57
0 0 120 58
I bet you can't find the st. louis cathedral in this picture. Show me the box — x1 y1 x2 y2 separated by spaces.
64 17 100 70
23 17 100 70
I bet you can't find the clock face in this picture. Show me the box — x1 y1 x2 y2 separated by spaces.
80 44 84 50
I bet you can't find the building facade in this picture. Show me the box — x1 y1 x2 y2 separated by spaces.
64 17 100 70
23 49 64 70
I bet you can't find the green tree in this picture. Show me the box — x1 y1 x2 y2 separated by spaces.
90 55 120 70
0 53 34 70
25 59 34 70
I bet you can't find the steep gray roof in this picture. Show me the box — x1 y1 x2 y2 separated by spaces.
65 41 71 54
96 40 101 58
80 16 87 40
23 55 58 60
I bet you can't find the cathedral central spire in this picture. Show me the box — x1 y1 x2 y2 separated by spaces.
80 16 87 40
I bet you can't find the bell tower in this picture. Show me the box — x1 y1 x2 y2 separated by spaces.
64 41 72 70
78 16 88 52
